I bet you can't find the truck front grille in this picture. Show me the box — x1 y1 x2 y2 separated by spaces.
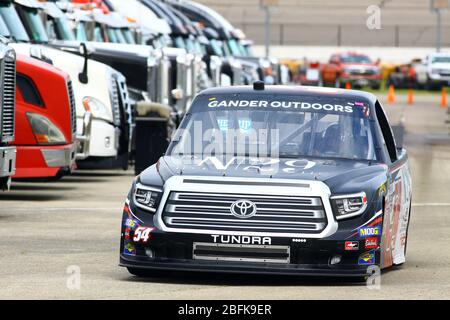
162 192 328 234
0 52 16 143
110 77 121 126
349 69 376 76
67 80 77 141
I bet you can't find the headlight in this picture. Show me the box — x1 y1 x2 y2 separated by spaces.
133 182 163 213
82 97 113 122
330 192 368 220
26 113 67 145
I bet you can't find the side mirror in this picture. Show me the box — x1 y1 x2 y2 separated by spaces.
171 88 184 101
78 43 89 84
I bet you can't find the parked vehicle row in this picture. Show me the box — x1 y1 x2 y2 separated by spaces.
0 0 288 190
288 51 450 91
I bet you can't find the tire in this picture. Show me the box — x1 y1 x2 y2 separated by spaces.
127 267 169 278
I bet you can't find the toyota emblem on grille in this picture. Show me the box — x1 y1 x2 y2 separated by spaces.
230 200 257 218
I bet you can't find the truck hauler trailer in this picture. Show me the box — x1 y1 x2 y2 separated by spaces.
0 39 16 190
0 0 132 169
13 53 76 179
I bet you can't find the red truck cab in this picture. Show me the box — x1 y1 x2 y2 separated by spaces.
321 52 382 89
13 54 76 179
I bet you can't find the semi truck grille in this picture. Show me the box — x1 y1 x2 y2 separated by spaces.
0 53 16 143
162 192 327 234
110 77 121 126
116 75 132 127
67 80 77 140
193 243 290 264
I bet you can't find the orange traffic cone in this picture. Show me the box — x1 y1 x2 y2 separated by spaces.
345 82 351 89
407 89 414 106
387 85 395 104
441 87 447 109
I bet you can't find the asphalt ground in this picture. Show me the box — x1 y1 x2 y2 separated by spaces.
1 93 450 299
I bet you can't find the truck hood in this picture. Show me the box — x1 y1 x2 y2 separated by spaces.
139 155 388 196
430 63 450 70
11 43 120 120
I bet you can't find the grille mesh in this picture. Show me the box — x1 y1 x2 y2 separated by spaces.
110 78 121 126
162 192 328 234
1 52 16 143
66 80 77 140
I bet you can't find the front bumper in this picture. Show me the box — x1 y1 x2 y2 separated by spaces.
14 143 75 179
120 222 381 277
428 73 450 84
0 146 16 178
76 115 119 160
340 75 381 87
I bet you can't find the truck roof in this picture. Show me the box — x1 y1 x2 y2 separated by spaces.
198 85 378 105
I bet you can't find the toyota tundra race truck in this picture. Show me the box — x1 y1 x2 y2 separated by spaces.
119 83 412 278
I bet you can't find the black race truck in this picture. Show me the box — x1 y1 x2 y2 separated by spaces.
120 83 412 278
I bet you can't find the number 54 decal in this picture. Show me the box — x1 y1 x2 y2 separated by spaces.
133 227 155 243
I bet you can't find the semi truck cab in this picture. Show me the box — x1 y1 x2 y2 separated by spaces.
14 53 76 179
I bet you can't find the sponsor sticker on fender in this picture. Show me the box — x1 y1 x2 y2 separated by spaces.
123 242 136 256
345 241 359 251
358 251 376 265
359 226 380 238
365 237 379 249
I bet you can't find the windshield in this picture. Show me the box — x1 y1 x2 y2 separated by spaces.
228 39 244 56
0 14 10 38
113 28 127 44
76 22 88 41
432 56 450 64
341 55 372 64
19 7 49 43
122 28 135 44
0 4 30 42
210 39 224 57
168 95 377 162
54 17 76 41
174 36 185 49
106 27 118 43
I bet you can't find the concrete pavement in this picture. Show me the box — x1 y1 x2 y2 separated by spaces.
1 94 450 299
